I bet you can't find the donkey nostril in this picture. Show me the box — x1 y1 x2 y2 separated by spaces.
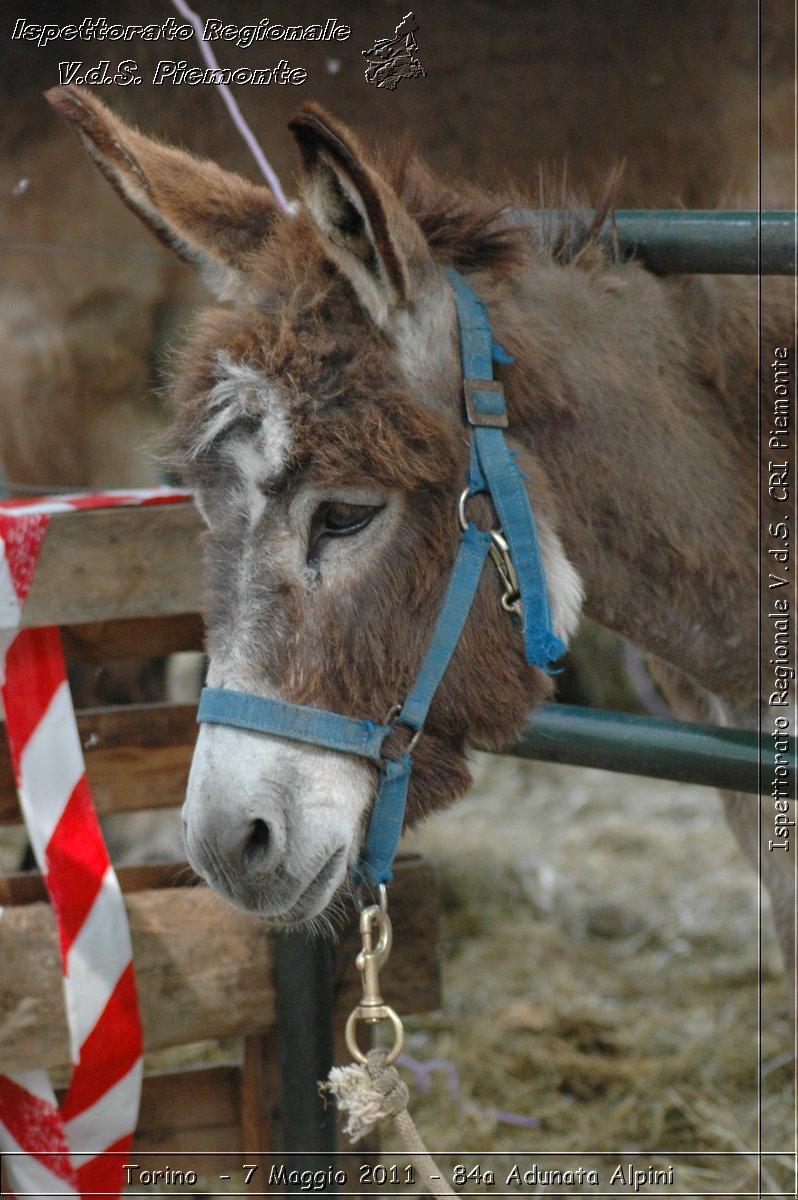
243 818 271 867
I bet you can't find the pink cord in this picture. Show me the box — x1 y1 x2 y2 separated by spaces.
169 0 293 213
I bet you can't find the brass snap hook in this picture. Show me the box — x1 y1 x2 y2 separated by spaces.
344 896 404 1065
489 529 522 614
459 490 522 615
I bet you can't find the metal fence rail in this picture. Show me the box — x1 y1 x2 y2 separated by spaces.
515 210 797 274
509 704 795 795
502 211 797 787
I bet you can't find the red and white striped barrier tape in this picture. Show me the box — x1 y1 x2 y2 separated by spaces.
0 488 191 1198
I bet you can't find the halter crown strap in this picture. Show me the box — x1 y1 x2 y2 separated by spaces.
443 267 565 670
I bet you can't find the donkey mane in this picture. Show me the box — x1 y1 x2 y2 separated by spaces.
387 148 526 275
218 130 621 340
166 138 623 462
386 144 621 276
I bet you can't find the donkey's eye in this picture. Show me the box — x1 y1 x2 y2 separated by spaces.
323 502 377 535
308 501 381 561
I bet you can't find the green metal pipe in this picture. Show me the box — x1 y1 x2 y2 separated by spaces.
505 704 795 795
515 210 796 275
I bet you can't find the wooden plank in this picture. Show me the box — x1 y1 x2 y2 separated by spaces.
0 859 441 1073
241 1032 278 1153
21 503 204 627
77 703 198 753
0 703 197 824
0 886 275 1072
79 703 195 818
115 861 200 893
60 613 204 661
0 862 200 905
50 1064 246 1176
132 1063 243 1161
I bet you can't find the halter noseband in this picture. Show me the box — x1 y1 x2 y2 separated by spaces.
197 268 564 889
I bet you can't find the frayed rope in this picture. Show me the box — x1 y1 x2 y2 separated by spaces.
322 1049 455 1197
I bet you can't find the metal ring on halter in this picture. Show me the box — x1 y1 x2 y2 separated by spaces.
354 881 389 916
458 487 471 532
461 490 522 614
383 704 423 754
345 1004 405 1066
406 727 423 753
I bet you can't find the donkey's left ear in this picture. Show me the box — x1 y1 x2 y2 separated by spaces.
47 85 280 302
289 103 432 328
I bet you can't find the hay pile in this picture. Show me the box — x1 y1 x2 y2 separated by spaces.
374 755 795 1195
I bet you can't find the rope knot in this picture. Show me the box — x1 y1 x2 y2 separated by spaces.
322 1049 408 1143
364 1047 410 1114
322 1052 455 1194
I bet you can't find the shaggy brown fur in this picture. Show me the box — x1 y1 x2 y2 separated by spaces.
167 252 550 823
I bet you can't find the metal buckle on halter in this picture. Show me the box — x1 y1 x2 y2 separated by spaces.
383 703 423 755
463 379 509 427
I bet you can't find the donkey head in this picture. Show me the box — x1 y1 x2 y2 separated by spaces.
48 88 558 924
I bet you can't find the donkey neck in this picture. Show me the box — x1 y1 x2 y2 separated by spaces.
494 262 757 707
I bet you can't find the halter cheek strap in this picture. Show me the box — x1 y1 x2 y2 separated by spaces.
198 522 492 886
443 267 564 669
197 269 564 889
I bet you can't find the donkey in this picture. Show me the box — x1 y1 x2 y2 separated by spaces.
48 87 794 988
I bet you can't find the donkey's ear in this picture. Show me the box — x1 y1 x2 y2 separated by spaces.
46 86 280 300
289 103 431 328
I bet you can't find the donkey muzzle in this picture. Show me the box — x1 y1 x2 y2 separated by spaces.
182 722 371 920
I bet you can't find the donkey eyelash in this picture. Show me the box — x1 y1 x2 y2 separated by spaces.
323 502 379 533
307 501 382 561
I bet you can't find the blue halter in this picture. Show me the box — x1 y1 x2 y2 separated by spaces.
197 268 564 889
